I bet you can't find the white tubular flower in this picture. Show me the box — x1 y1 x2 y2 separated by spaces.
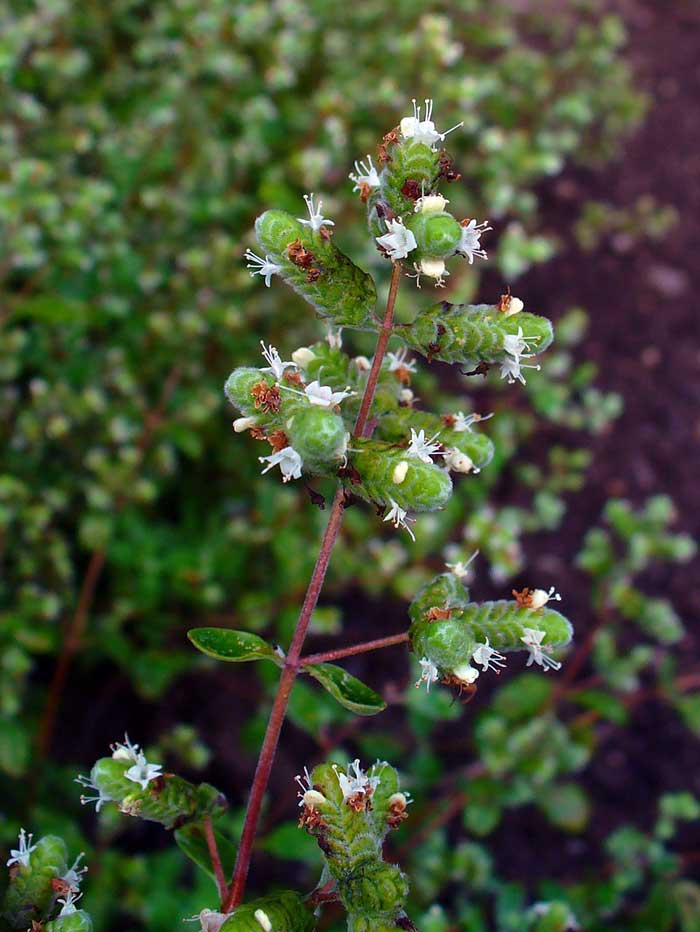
192 910 228 932
500 329 541 384
75 774 110 812
520 628 562 672
376 218 417 260
499 354 541 385
452 662 480 685
456 219 492 263
416 656 440 691
326 326 343 349
349 155 380 192
415 193 449 214
418 257 448 287
7 829 37 868
529 586 562 610
333 759 380 802
386 348 417 374
406 428 443 463
443 448 478 474
260 340 297 381
399 98 464 149
472 638 507 673
502 328 536 358
383 499 416 541
62 852 87 889
295 767 326 809
57 891 81 917
233 416 258 433
244 249 281 287
445 550 479 578
291 346 316 369
452 411 494 433
254 909 272 932
259 446 303 483
111 733 141 763
298 193 335 233
125 754 163 791
304 380 353 407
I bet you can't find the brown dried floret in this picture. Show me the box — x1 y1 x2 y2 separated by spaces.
287 238 315 268
267 429 289 452
250 382 281 413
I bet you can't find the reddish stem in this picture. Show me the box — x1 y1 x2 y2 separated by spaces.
225 262 402 910
203 816 228 906
301 631 409 666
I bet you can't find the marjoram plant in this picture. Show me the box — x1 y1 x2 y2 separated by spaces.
3 100 695 932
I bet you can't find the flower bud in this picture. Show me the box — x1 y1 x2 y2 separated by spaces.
291 347 316 368
233 417 258 433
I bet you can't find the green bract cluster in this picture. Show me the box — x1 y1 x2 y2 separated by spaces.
219 891 314 932
298 760 411 931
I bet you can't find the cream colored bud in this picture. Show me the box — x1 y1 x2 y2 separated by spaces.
291 347 316 368
417 194 449 214
502 296 524 317
444 448 476 474
420 257 446 279
452 663 479 685
303 789 328 809
388 792 408 809
254 910 272 932
354 355 371 372
233 416 258 433
392 460 409 484
399 388 414 404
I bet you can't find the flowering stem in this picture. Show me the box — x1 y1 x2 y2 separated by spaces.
301 632 409 666
225 262 402 911
203 816 228 906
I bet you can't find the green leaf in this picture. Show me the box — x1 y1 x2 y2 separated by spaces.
571 688 628 725
187 628 279 664
174 823 237 884
303 662 386 716
539 782 590 833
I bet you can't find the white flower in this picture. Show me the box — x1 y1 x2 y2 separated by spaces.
376 218 417 260
254 909 272 932
416 656 440 691
443 448 478 474
125 755 163 791
349 155 380 192
295 767 327 809
260 340 297 381
386 348 417 374
383 499 416 541
189 910 227 932
502 328 536 358
399 388 414 404
499 354 541 385
354 355 371 372
326 326 343 349
499 329 541 385
456 219 491 263
531 903 580 930
417 257 448 287
62 852 87 889
520 628 562 672
7 829 37 868
399 98 464 149
451 411 494 432
529 586 562 610
298 193 335 233
75 774 111 812
415 194 449 214
406 428 443 463
57 891 81 917
500 294 524 317
111 733 141 763
472 638 507 673
259 446 303 483
304 380 353 407
452 662 480 684
244 250 281 287
333 759 380 802
233 416 258 433
445 550 478 578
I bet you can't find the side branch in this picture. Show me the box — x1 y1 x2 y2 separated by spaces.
301 631 409 666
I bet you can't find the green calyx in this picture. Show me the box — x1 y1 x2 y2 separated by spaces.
376 410 494 473
219 891 315 932
406 210 462 260
44 911 94 932
397 302 554 367
2 835 68 931
379 140 440 216
347 438 452 513
255 209 376 328
286 407 348 473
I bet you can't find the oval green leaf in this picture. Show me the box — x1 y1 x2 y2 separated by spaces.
188 627 279 664
303 662 387 716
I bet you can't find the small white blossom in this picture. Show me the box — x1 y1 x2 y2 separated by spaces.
399 98 464 149
354 355 371 372
500 295 524 317
417 257 448 287
254 909 272 932
499 354 541 385
502 328 536 358
500 329 541 385
452 662 480 685
445 550 478 578
189 909 227 932
326 326 343 349
416 656 440 691
349 155 380 192
415 193 449 214
75 774 111 812
386 348 417 374
244 250 281 287
456 219 491 264
298 193 335 233
7 829 37 868
304 380 354 407
125 755 163 791
57 891 81 917
383 499 416 541
333 759 380 802
529 586 562 610
521 628 562 672
294 766 328 809
376 218 417 260
111 733 141 763
451 411 494 433
260 341 297 381
472 638 507 673
406 428 443 463
443 448 478 474
233 416 258 433
399 388 414 404
259 446 303 483
62 852 87 889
